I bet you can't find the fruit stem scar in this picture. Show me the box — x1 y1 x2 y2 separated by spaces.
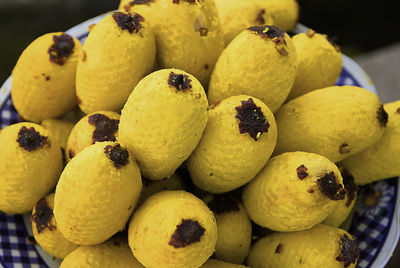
306 29 316 38
112 12 145 34
317 172 346 200
207 194 240 214
88 113 119 144
104 144 130 168
169 219 205 248
335 234 359 267
296 165 308 180
31 198 55 233
235 98 270 141
168 72 192 91
17 126 49 152
48 33 75 65
377 105 389 127
275 243 282 254
339 143 350 154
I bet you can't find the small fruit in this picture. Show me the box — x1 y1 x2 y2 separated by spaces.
0 123 63 214
121 0 225 85
274 86 387 162
187 95 277 193
208 25 297 113
66 111 120 161
119 69 208 180
287 29 343 100
139 173 186 204
128 191 217 268
243 152 346 231
76 11 156 114
11 32 81 122
54 142 142 245
60 238 144 268
247 224 359 268
41 119 75 150
324 168 358 227
206 194 252 264
341 100 400 185
31 193 78 259
214 0 274 45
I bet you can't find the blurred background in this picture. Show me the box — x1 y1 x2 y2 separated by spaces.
0 0 399 266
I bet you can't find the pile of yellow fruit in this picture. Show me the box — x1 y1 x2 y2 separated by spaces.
1 0 399 267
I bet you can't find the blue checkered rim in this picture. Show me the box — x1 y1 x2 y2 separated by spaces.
0 18 399 268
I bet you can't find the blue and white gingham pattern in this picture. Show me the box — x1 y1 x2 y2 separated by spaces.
0 19 399 267
0 213 46 268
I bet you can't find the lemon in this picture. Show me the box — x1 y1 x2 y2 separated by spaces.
54 142 142 245
11 32 81 122
214 0 274 45
76 11 156 114
128 190 217 268
31 193 78 259
60 238 144 268
187 95 277 193
0 123 63 214
243 152 346 231
247 224 359 268
274 86 387 162
121 0 225 86
208 25 297 113
119 69 208 180
341 100 400 185
66 111 120 161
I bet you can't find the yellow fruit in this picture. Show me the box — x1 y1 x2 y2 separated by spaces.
60 238 144 268
288 29 343 100
31 193 78 259
274 86 387 162
66 111 120 161
187 95 277 193
128 191 217 268
208 25 297 113
11 32 81 122
214 0 274 45
323 168 358 227
247 224 359 268
206 195 252 264
253 0 299 31
341 100 400 185
76 11 156 114
0 123 63 214
54 142 142 245
243 152 346 232
121 0 225 85
119 69 208 180
139 173 186 204
41 119 75 150
201 259 248 268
